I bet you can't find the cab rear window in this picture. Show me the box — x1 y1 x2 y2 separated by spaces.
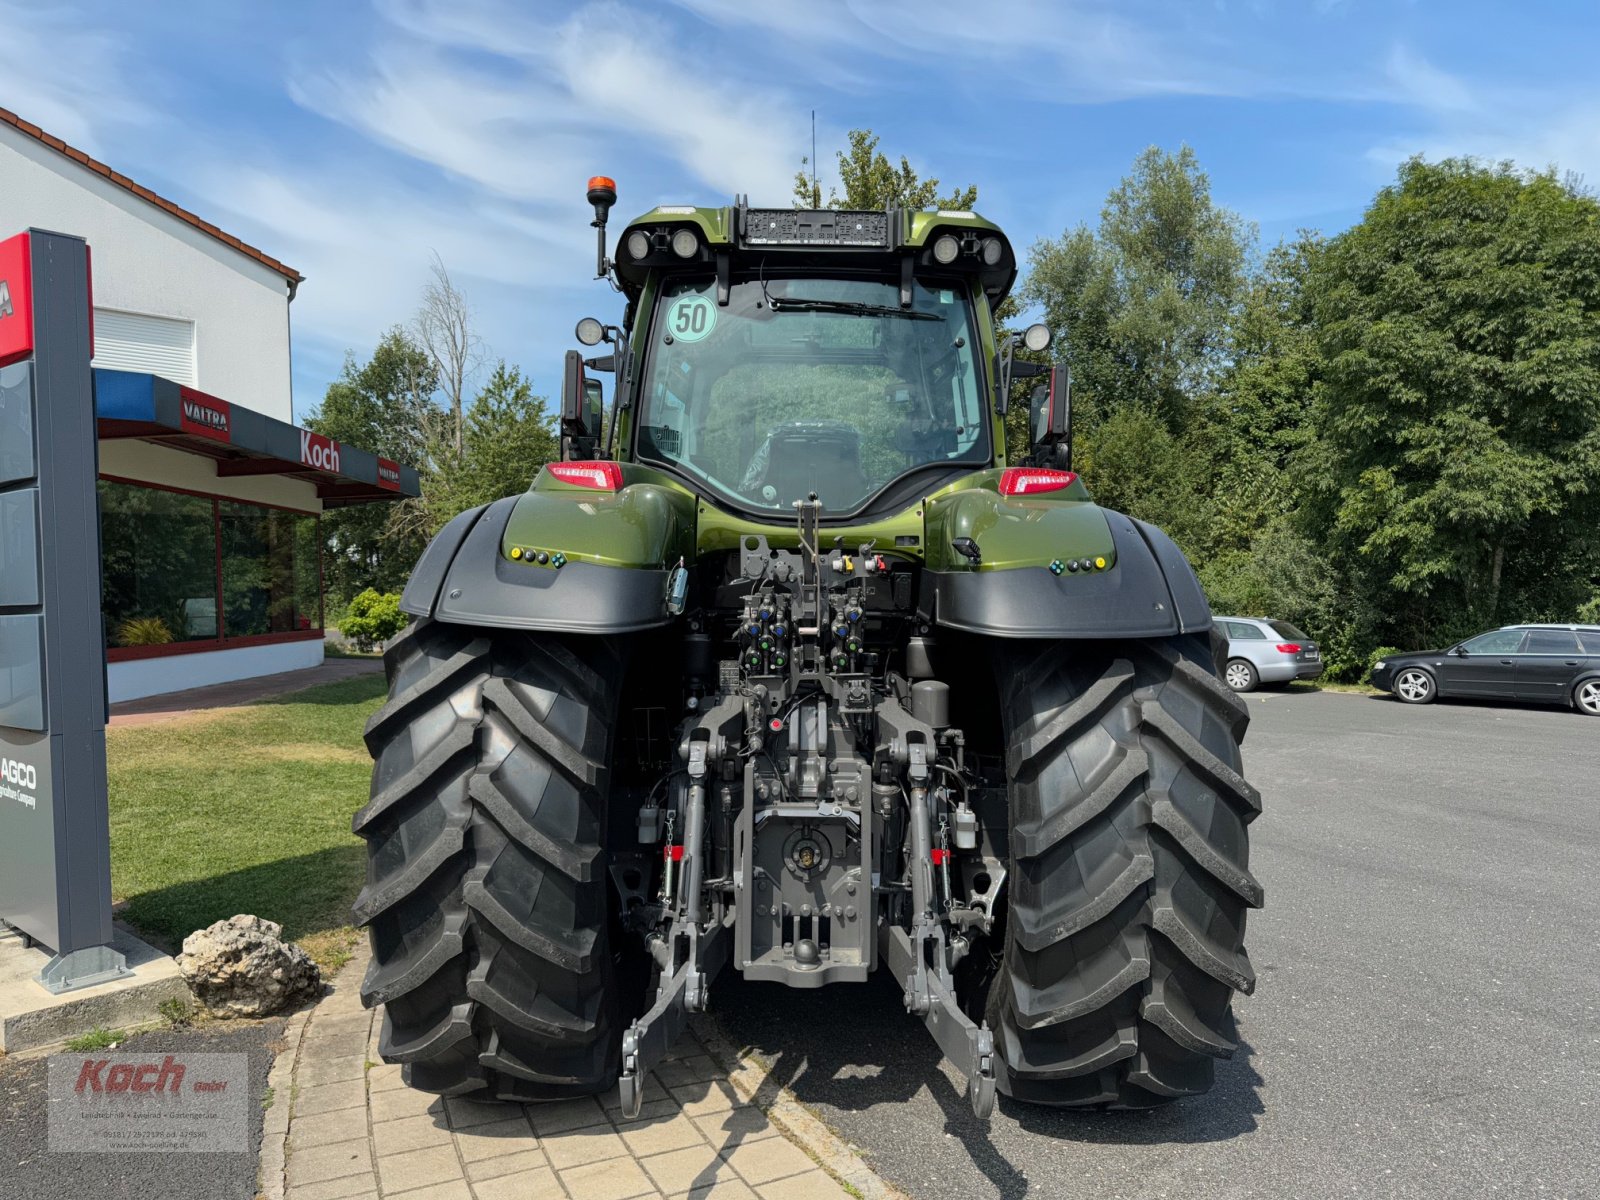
1268 620 1308 641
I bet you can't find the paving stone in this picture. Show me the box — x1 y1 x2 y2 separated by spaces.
444 1095 520 1130
452 1114 537 1161
283 1174 378 1200
304 1012 374 1040
754 1171 850 1200
643 1145 747 1196
717 1137 817 1187
371 1112 453 1157
370 1084 446 1124
557 1155 659 1200
669 1080 747 1119
690 1106 779 1145
376 1143 465 1194
527 1096 609 1137
289 1103 370 1151
384 1180 472 1200
470 1167 565 1200
286 1137 373 1187
299 1054 370 1088
367 1063 406 1093
600 1076 673 1113
465 1147 546 1182
670 1181 758 1200
663 1033 705 1060
295 1079 369 1117
618 1111 710 1159
609 1097 680 1128
541 1123 630 1171
655 1055 722 1089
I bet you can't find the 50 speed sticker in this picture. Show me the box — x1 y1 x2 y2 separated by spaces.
666 295 716 343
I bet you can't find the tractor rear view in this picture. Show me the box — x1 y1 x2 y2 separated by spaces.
355 179 1262 1118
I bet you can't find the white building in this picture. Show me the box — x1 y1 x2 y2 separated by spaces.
0 106 416 702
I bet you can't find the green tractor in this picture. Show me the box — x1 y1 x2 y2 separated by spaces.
354 179 1261 1118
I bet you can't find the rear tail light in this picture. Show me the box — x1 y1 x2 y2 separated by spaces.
998 468 1078 496
1276 643 1301 653
547 461 623 491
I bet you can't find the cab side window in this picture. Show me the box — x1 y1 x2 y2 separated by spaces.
1231 623 1268 641
1580 631 1600 654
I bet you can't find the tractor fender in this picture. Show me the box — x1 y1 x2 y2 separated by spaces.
399 494 675 633
931 508 1213 640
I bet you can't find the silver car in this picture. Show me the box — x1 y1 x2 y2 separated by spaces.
1215 616 1325 692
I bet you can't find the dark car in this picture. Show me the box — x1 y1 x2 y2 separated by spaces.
1370 624 1600 716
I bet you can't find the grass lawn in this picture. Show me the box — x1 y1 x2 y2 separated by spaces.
107 673 386 973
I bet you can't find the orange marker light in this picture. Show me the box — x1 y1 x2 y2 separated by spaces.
587 176 617 192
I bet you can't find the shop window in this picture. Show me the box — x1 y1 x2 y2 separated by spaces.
99 483 218 648
220 502 321 636
98 479 321 655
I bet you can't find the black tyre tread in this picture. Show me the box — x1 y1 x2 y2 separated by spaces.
991 631 1262 1108
356 617 626 1102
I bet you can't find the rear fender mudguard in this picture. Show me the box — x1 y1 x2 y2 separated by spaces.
399 494 676 633
931 508 1213 640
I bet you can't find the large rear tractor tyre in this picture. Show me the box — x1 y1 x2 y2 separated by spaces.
354 618 629 1101
986 630 1263 1108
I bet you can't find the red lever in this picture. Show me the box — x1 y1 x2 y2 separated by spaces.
665 845 684 862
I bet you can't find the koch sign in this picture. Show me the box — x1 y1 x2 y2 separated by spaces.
0 229 125 994
49 1052 249 1153
301 429 341 472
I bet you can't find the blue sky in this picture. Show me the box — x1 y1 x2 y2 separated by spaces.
7 0 1599 422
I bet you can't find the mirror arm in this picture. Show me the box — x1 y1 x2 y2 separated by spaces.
995 337 1015 416
716 252 731 306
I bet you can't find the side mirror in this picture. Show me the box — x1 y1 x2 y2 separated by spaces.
1029 365 1072 469
561 350 602 459
1453 646 1469 657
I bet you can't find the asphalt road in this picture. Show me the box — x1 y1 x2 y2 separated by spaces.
0 1018 283 1200
711 688 1600 1199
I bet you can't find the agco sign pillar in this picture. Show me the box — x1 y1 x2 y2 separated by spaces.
0 228 127 993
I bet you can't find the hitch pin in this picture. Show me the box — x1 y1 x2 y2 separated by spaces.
659 810 678 906
935 816 953 912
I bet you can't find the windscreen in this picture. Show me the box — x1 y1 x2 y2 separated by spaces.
635 275 987 515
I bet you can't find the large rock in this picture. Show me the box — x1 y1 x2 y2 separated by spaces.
176 915 322 1018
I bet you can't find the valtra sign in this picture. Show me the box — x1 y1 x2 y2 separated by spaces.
300 429 341 473
377 458 402 491
178 386 231 442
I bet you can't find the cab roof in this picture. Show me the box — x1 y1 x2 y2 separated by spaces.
613 198 1018 309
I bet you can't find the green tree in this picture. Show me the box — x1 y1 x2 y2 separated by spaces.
400 361 559 538
794 129 978 210
1024 146 1253 438
304 329 436 605
1302 158 1600 648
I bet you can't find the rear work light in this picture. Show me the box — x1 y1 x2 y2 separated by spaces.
1276 643 1302 653
548 461 623 491
998 468 1078 496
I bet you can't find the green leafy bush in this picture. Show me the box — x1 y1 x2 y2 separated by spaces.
117 616 174 647
341 589 407 651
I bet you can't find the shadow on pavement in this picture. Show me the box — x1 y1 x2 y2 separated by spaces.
711 966 1264 1200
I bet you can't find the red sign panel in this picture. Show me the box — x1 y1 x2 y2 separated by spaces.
300 429 341 473
0 232 34 368
178 386 232 443
376 458 402 492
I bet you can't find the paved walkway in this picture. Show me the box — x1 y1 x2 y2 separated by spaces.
262 944 891 1200
109 658 383 727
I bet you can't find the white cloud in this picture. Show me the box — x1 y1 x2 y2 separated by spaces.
0 0 153 152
